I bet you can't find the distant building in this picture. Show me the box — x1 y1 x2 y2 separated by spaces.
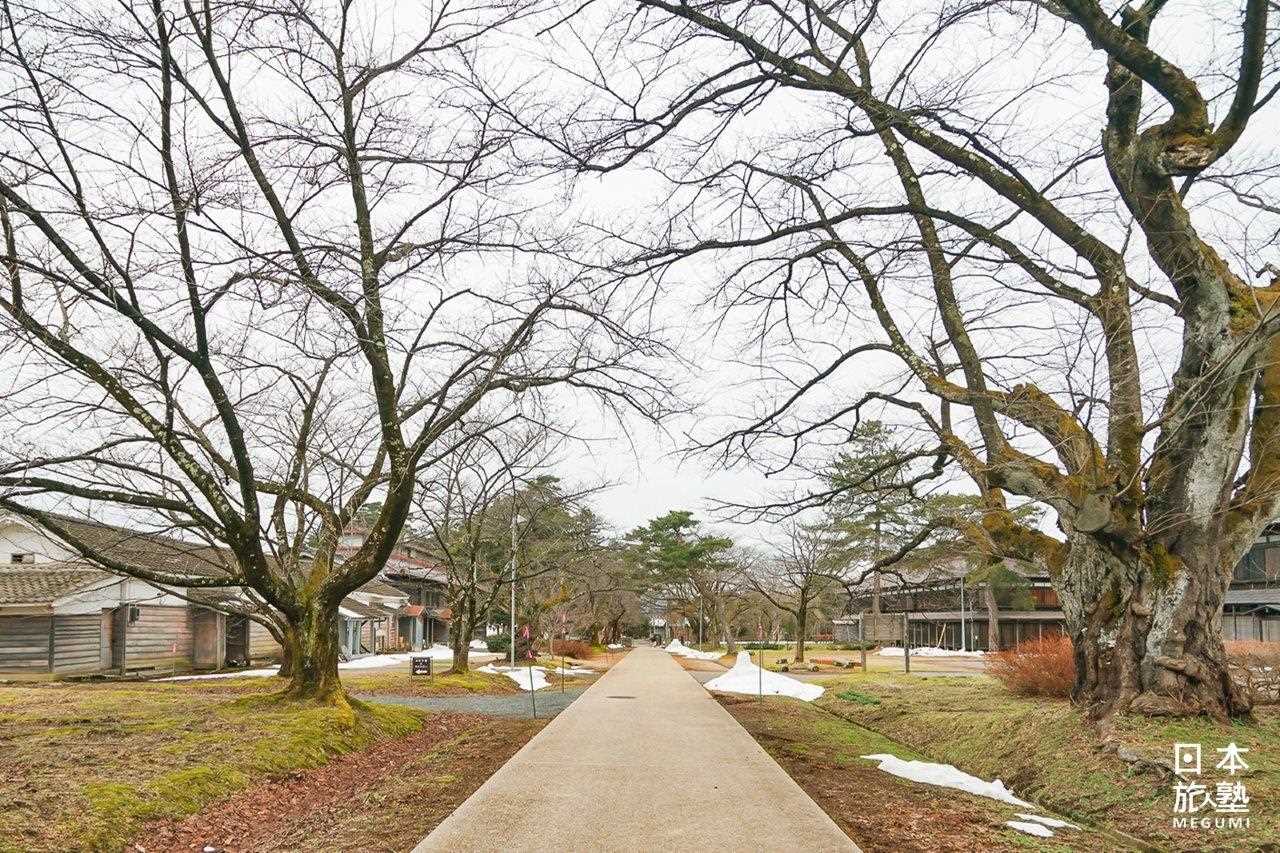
0 512 452 678
832 558 1061 651
1223 526 1280 642
834 530 1280 650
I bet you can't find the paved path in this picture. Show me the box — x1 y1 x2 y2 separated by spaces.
415 647 858 852
359 686 588 719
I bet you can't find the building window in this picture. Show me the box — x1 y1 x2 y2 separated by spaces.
9 553 34 564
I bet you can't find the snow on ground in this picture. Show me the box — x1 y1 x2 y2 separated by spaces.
1015 813 1078 829
1005 820 1054 838
156 667 280 681
607 643 623 649
876 646 985 658
158 644 466 681
704 651 824 701
477 663 550 691
470 639 489 651
860 754 1031 807
663 638 723 661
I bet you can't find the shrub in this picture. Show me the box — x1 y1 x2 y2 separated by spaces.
988 634 1076 698
546 639 592 659
832 640 876 651
741 641 783 650
1226 640 1280 705
485 635 510 654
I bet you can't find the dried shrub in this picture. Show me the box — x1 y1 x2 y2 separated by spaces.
1226 640 1280 705
988 634 1076 698
546 639 593 659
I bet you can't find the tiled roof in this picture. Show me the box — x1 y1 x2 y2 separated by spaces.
356 578 410 599
0 565 111 604
334 543 448 583
8 511 237 581
338 597 387 620
1225 587 1280 606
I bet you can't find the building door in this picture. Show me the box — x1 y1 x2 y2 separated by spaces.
109 607 127 671
225 616 250 665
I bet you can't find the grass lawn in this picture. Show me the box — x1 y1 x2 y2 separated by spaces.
340 667 521 696
721 694 1106 852
0 666 550 852
734 669 1278 850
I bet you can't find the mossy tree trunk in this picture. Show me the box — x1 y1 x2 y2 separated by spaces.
1061 536 1251 719
449 590 472 675
280 601 344 704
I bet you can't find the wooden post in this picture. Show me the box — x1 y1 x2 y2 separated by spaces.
757 646 763 705
859 612 866 672
903 613 911 674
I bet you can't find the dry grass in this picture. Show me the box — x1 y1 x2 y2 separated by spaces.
987 634 1075 697
0 681 421 851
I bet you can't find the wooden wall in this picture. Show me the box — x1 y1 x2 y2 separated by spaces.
122 605 193 671
248 619 283 660
1223 612 1280 643
0 615 51 672
51 614 102 674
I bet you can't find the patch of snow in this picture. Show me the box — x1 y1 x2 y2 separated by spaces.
477 663 550 691
156 666 280 681
1015 813 1078 830
1006 820 1054 838
860 754 1031 807
663 638 723 661
607 643 623 649
469 639 489 651
552 665 595 676
412 643 456 660
704 651 824 701
877 646 984 658
339 653 414 669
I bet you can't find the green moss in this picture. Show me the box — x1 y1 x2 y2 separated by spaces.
1 684 428 851
836 689 881 705
1147 542 1181 588
81 766 248 849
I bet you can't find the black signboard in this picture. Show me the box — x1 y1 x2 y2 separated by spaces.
411 655 433 676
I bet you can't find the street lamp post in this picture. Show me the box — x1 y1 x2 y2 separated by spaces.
509 500 517 667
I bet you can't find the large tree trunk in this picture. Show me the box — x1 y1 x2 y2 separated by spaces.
983 585 1000 652
1059 536 1250 720
280 602 344 704
794 605 808 662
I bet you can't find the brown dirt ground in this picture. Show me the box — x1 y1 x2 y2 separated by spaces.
718 695 1109 852
130 713 544 852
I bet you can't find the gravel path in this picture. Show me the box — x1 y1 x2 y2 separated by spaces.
361 687 589 719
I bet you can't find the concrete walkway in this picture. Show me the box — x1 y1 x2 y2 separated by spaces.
416 647 858 852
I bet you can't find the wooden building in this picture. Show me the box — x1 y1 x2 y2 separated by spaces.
1 512 455 678
835 527 1280 650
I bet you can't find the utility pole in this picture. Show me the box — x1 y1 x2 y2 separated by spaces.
959 574 967 652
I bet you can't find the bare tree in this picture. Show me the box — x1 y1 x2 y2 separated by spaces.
746 523 844 663
556 1 1280 717
414 421 607 671
0 0 664 703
